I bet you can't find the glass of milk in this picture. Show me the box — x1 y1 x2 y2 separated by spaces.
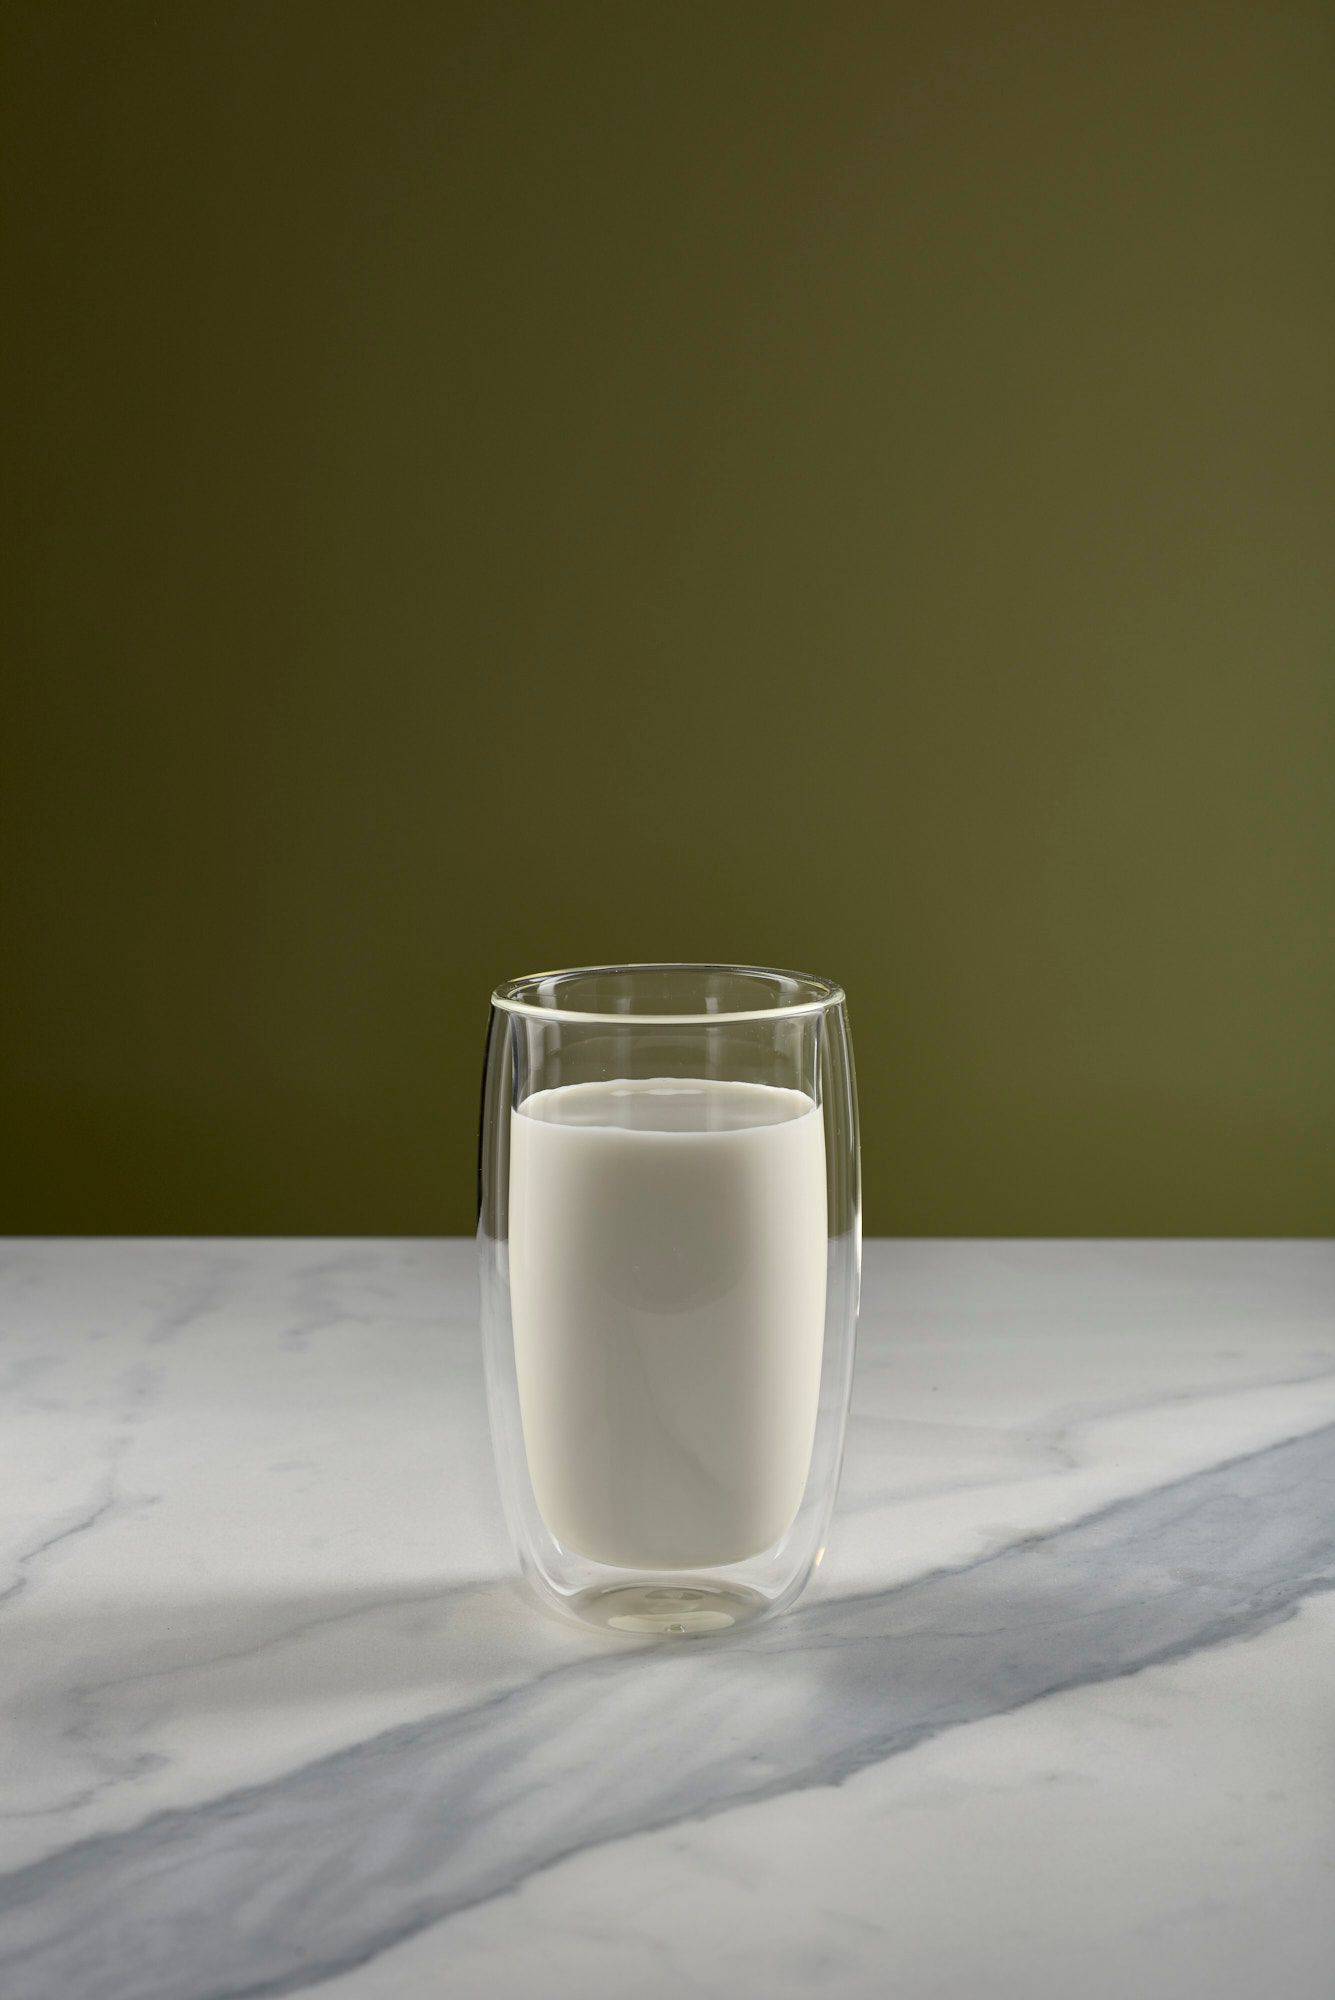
479 964 860 1637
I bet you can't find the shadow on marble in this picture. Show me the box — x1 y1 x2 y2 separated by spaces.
2 1423 1331 2000
8 1575 592 1723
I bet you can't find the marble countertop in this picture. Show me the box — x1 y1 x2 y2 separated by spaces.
0 1239 1331 2000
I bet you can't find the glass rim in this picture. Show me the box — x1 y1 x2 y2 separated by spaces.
490 961 846 1026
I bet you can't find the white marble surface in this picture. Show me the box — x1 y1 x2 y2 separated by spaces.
0 1239 1332 2000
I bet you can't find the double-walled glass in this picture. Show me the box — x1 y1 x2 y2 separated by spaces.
478 964 860 1637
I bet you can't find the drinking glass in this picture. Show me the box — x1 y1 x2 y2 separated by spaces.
478 963 860 1637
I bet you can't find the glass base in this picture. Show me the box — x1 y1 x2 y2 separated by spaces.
569 1579 769 1637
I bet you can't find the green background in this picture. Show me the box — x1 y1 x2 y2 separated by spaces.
4 2 1332 1236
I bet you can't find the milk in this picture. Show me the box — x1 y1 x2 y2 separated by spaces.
509 1078 827 1569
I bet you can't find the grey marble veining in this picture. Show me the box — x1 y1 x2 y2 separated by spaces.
3 1423 1333 2000
1 1241 1332 2000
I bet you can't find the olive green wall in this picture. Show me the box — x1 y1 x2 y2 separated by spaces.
3 2 1332 1236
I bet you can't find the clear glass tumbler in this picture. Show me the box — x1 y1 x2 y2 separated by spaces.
478 963 860 1637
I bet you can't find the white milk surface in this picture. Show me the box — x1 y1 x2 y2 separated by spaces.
509 1078 827 1569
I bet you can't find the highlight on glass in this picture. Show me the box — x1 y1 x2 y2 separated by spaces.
478 963 861 1637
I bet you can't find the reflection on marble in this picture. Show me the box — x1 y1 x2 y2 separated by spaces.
0 1241 1332 1999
